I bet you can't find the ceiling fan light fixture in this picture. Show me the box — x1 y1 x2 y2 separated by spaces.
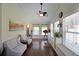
38 3 48 16
40 13 43 16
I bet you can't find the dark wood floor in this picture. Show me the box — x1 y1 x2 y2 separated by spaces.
23 39 57 56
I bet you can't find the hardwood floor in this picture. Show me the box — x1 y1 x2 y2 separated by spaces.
23 39 57 56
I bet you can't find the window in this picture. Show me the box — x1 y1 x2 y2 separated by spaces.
33 27 39 35
41 26 48 35
54 21 59 32
50 24 53 37
63 12 79 55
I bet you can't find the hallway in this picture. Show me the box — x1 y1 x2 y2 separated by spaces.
23 39 57 56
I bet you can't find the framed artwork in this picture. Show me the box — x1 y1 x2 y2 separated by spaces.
9 20 24 31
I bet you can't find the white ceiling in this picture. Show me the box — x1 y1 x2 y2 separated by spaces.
3 3 79 24
15 3 60 24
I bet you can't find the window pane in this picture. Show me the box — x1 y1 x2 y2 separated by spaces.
54 21 59 32
50 24 53 37
33 27 39 35
77 34 79 44
63 12 79 55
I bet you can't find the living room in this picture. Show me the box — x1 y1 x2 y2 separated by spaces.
0 3 79 56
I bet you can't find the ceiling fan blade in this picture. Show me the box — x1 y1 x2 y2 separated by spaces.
43 12 47 14
39 10 43 14
42 12 47 16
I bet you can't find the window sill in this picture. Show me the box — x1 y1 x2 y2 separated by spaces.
48 39 78 56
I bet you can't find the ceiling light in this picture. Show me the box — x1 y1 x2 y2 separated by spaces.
38 3 48 16
40 13 43 16
27 24 29 28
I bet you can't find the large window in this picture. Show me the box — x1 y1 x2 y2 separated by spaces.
63 12 79 55
33 27 39 35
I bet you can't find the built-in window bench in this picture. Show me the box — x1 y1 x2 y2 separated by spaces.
48 38 78 56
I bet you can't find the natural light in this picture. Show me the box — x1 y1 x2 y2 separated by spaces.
33 27 40 35
63 11 79 55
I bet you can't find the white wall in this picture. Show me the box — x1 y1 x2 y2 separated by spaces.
1 4 26 42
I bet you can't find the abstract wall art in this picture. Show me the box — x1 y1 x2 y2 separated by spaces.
9 20 24 32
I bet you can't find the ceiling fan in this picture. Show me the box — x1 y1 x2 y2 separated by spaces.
37 3 48 16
